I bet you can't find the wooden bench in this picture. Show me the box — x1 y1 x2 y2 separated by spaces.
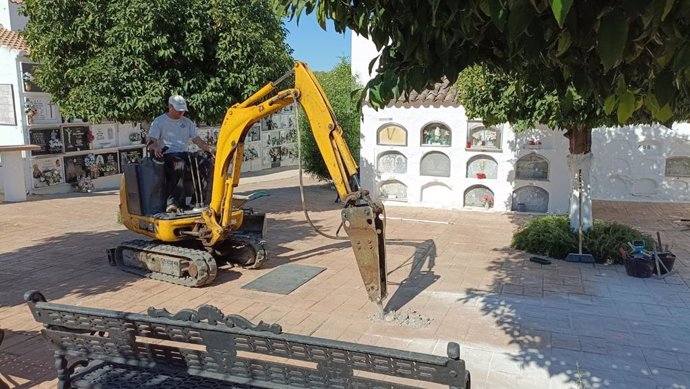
25 290 471 388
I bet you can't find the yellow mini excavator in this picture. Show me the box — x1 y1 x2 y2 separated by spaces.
111 62 387 304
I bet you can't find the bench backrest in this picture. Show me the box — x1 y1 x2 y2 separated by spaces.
25 290 469 389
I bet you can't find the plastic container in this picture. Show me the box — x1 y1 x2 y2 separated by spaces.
624 256 654 278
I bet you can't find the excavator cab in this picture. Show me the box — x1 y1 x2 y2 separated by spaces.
113 62 387 305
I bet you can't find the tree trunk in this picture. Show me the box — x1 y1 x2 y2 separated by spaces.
564 129 593 232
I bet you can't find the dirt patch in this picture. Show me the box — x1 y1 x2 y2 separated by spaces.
369 309 433 328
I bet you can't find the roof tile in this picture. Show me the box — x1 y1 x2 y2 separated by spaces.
388 77 458 107
0 25 28 52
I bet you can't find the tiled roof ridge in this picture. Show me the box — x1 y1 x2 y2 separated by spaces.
366 77 459 107
0 25 28 52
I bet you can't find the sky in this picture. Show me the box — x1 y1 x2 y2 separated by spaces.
283 13 351 72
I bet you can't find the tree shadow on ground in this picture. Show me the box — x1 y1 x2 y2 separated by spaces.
0 329 55 389
456 206 690 388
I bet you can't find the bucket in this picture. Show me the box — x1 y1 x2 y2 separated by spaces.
654 252 676 275
624 256 654 278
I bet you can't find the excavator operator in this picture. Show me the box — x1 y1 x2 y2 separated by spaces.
147 95 213 213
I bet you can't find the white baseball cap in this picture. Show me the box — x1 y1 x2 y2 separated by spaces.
168 95 188 112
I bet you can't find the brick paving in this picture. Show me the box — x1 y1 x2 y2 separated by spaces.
1 170 690 388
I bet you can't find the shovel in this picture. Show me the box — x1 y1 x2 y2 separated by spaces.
566 168 595 263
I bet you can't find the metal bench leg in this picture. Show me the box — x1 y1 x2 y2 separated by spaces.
55 351 71 389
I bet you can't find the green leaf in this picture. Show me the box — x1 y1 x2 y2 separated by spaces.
662 0 675 21
507 0 534 42
556 30 572 57
616 76 627 95
479 0 491 16
656 103 673 123
488 0 508 32
604 94 616 115
597 9 629 72
617 91 635 122
645 93 661 114
654 70 675 106
367 55 380 76
550 0 573 28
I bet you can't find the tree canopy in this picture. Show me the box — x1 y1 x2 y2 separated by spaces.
299 58 361 181
274 0 690 125
22 0 293 123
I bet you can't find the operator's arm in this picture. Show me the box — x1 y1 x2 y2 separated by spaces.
192 136 213 153
147 120 164 158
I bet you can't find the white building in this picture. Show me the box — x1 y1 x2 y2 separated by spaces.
0 0 298 199
352 33 690 213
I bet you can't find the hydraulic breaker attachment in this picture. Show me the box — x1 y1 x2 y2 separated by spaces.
342 200 387 304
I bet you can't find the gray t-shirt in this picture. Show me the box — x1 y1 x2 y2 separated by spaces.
148 114 198 153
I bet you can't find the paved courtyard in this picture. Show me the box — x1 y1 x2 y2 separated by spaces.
1 169 690 388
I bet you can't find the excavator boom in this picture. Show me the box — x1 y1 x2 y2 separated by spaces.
202 62 387 303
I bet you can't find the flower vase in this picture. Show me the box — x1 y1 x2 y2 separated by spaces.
484 202 490 209
24 82 31 92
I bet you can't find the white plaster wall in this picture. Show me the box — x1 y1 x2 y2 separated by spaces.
351 33 380 85
0 47 23 146
591 123 690 202
0 2 27 31
360 105 572 214
0 0 11 30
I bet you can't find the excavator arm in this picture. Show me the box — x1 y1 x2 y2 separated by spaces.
200 62 387 303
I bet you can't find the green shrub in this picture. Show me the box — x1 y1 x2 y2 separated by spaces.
511 215 653 264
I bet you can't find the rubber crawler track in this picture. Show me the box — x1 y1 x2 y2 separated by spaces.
114 240 218 287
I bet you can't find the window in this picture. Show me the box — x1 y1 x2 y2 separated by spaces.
464 185 494 208
512 186 549 213
665 157 690 177
421 122 451 146
379 180 407 201
377 151 407 174
515 154 549 180
377 123 407 146
467 124 501 151
420 151 451 177
466 155 498 179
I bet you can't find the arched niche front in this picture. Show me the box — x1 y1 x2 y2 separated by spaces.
421 122 452 146
515 153 549 181
420 151 451 177
377 123 407 146
378 180 407 201
464 185 494 208
377 151 407 174
665 156 690 177
466 155 498 179
421 182 453 206
467 124 501 151
511 186 549 213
